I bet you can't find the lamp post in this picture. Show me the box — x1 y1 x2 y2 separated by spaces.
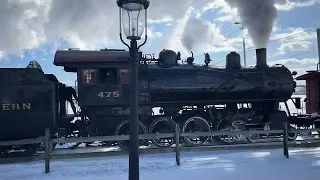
117 1 150 180
234 22 246 67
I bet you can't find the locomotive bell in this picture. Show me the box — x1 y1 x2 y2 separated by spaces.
158 49 178 68
226 51 241 70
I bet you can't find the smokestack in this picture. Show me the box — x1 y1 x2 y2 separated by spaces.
256 48 267 68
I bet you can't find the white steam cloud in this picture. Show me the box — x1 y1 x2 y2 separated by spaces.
181 17 212 51
180 17 225 53
225 0 286 49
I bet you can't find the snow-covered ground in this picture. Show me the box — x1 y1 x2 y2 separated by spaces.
1 147 320 180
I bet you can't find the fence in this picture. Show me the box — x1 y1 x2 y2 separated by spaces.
1 122 320 174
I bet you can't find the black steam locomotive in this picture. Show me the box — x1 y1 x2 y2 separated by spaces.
0 47 299 156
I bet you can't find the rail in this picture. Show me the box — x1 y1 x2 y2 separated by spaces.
1 125 320 174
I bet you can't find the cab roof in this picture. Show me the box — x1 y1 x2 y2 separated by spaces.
54 49 142 72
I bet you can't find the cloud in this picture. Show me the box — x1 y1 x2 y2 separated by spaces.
0 0 204 59
149 17 174 24
275 0 320 11
44 0 121 50
0 0 318 62
202 0 238 22
0 0 50 56
203 0 319 23
0 51 5 60
181 16 224 52
150 6 250 60
270 58 319 67
271 28 316 55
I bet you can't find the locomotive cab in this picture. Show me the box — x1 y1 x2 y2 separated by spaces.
54 48 139 107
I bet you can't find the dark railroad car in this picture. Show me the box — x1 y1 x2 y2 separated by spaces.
0 68 58 141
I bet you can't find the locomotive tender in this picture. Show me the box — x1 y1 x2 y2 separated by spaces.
0 47 299 155
0 61 79 155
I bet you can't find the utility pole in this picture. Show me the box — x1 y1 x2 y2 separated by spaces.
317 28 320 70
235 22 247 67
242 26 247 67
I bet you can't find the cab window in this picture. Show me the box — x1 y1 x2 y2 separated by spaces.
99 68 118 84
81 69 97 85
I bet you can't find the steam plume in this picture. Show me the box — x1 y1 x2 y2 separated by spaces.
225 0 282 49
181 17 203 51
181 17 219 52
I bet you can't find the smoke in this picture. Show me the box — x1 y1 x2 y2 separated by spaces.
181 17 205 51
181 17 222 52
225 0 286 49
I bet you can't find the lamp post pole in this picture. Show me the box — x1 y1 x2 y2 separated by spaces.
129 37 139 180
117 1 150 180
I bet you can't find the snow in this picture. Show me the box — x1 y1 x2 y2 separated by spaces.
1 147 320 180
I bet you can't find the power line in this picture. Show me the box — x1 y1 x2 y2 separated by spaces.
286 15 320 27
227 28 241 39
184 12 320 63
221 25 233 35
213 58 226 66
211 27 318 66
286 51 313 59
272 31 313 43
193 29 315 64
219 23 230 33
243 28 316 53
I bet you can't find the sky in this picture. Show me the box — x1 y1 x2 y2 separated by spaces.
0 0 319 86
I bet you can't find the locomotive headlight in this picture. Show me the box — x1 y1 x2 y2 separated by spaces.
117 0 149 40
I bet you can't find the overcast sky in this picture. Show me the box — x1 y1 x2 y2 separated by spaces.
0 0 319 85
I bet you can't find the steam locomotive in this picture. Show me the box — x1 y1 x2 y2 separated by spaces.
0 47 300 156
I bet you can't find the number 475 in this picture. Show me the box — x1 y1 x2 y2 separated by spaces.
97 91 120 98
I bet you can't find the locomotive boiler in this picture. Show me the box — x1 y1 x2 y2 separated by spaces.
54 47 297 148
140 48 294 104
